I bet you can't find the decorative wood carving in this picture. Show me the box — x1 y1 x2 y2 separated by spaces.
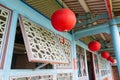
19 15 68 64
57 73 73 80
10 74 53 80
56 35 72 69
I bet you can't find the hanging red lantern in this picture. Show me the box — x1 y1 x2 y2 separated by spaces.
107 56 113 61
51 8 76 32
107 56 116 64
101 51 110 59
88 41 101 52
111 59 115 63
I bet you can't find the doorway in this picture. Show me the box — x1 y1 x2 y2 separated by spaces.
86 51 95 80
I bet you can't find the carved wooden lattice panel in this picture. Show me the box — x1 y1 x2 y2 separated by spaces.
99 55 106 69
57 73 73 80
56 35 72 69
99 55 108 77
0 4 12 68
76 45 87 77
10 74 53 80
19 15 68 64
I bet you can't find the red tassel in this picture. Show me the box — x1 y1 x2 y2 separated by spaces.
62 36 65 44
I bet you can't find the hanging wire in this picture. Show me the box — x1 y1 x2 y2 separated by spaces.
62 0 64 8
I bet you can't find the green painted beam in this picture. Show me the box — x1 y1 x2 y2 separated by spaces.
100 48 114 51
77 15 87 20
76 14 109 27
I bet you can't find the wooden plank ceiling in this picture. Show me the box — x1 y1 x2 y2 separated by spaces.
22 0 120 57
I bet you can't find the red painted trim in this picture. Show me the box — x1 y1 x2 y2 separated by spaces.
73 58 77 70
106 0 113 19
103 77 109 80
19 15 33 62
0 4 13 69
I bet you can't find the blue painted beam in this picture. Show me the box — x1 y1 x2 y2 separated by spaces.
74 22 110 40
100 48 113 51
118 27 120 32
110 17 120 25
2 11 18 80
76 14 109 27
71 34 78 80
76 40 88 50
74 17 120 40
109 22 120 76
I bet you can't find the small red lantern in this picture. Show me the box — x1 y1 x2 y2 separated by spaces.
101 51 110 59
111 59 115 63
88 41 101 52
51 8 76 32
107 56 113 61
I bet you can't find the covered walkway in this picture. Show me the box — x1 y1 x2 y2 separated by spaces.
0 0 120 80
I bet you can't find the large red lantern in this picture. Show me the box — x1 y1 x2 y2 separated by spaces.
51 8 76 32
88 41 101 52
101 51 110 59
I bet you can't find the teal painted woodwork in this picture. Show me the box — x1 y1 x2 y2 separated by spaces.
77 15 87 20
76 41 88 50
2 10 18 80
109 21 120 76
100 48 113 51
74 22 110 40
72 34 78 80
76 14 109 27
74 17 120 40
0 0 116 80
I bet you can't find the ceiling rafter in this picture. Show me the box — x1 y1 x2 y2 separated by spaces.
78 0 90 12
56 0 69 8
78 0 107 41
100 33 106 40
78 0 97 40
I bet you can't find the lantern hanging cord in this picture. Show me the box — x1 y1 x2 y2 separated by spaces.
53 33 65 52
62 0 64 8
62 32 65 44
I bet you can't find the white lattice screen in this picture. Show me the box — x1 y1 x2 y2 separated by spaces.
10 74 53 80
57 73 73 80
0 4 12 68
99 55 106 69
56 35 72 69
76 46 88 78
19 15 70 64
